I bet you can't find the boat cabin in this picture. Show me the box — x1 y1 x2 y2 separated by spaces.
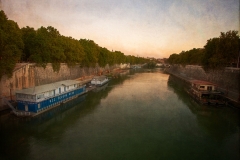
15 80 86 113
190 80 217 91
189 80 224 105
91 76 109 86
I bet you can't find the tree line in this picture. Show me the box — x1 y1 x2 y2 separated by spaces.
167 30 239 70
0 10 147 78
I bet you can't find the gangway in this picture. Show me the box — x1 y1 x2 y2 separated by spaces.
1 95 18 114
1 95 32 116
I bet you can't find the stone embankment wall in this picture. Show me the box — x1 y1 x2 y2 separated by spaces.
166 65 240 102
0 63 128 109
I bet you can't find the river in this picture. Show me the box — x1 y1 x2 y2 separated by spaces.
0 69 239 160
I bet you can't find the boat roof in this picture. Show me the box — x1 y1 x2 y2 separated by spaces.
92 76 107 81
190 80 217 86
15 80 83 95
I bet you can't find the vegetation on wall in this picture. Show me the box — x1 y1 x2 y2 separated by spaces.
0 10 148 78
168 30 240 70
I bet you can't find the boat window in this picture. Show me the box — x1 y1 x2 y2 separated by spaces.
37 94 44 99
207 86 213 91
27 95 34 100
200 86 205 88
49 90 54 96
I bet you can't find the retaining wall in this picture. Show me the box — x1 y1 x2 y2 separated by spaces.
166 65 240 102
0 63 126 110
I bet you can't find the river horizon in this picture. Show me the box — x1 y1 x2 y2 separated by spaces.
0 68 239 160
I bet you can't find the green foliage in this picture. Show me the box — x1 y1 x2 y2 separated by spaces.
52 62 61 72
98 47 110 67
203 30 239 69
168 30 239 70
168 53 180 64
21 26 85 71
79 39 100 67
0 10 148 77
147 61 156 68
167 48 204 66
0 10 23 78
60 36 84 67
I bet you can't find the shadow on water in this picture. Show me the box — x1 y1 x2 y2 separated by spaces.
1 70 238 160
0 71 131 160
0 94 88 160
167 75 240 142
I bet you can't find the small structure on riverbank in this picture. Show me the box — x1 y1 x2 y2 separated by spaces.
188 80 225 105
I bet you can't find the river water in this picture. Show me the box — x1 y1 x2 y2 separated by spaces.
0 69 239 160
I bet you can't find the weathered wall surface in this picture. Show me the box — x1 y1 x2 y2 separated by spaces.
0 64 35 109
166 65 240 101
0 63 122 109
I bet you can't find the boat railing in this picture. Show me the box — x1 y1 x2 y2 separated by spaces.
15 111 33 116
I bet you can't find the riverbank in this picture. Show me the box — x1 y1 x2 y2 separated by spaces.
165 65 240 108
1 70 239 160
0 65 130 112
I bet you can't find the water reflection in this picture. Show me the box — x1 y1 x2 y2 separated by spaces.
0 72 131 160
167 75 240 142
0 70 239 160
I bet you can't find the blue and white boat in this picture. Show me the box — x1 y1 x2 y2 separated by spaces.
91 76 109 86
14 80 86 117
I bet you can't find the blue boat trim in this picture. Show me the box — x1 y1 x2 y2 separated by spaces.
14 80 87 117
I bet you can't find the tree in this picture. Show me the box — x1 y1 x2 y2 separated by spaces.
202 30 239 69
0 10 23 78
60 36 84 66
0 10 148 77
168 54 180 64
79 39 100 67
25 26 66 71
167 30 239 69
98 47 110 67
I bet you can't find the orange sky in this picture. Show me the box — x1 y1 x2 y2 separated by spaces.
1 0 239 58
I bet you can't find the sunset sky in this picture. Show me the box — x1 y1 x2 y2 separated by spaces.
1 0 239 58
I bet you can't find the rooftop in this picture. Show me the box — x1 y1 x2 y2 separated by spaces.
15 80 83 95
92 76 107 81
190 80 217 86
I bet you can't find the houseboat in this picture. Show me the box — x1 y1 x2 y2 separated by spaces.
91 76 109 86
187 80 225 105
14 80 86 117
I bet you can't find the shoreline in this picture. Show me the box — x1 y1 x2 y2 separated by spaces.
165 68 240 109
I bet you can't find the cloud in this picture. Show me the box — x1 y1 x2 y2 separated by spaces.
1 0 239 58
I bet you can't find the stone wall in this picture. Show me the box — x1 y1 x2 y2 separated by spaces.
166 65 240 101
0 63 122 109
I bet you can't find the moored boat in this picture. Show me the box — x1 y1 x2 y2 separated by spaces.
187 80 225 106
91 75 109 86
14 80 87 117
